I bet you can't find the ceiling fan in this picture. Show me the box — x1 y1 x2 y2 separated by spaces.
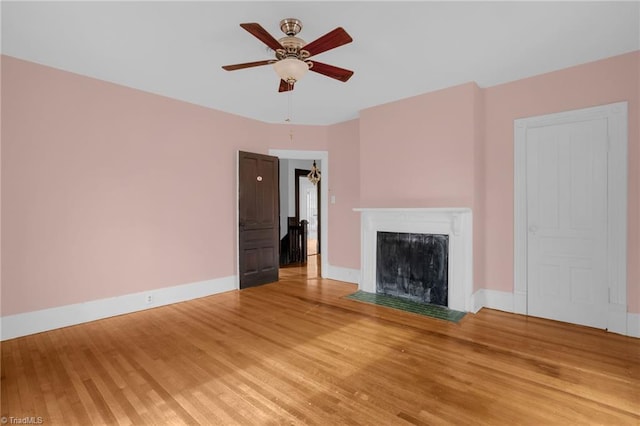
222 18 354 92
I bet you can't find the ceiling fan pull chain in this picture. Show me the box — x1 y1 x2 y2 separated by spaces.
289 89 294 142
287 88 293 142
288 85 292 121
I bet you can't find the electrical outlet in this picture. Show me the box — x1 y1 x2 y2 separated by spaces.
146 294 153 304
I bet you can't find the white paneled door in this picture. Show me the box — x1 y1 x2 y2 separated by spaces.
526 118 608 329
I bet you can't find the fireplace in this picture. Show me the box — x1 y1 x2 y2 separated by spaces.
354 208 473 312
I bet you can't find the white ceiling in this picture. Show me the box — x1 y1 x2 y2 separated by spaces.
2 1 639 125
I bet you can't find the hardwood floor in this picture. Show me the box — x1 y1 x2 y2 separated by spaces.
2 261 639 425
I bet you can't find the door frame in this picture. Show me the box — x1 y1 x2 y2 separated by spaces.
270 149 329 277
514 101 628 334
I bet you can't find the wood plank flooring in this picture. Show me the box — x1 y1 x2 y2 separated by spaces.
2 261 639 425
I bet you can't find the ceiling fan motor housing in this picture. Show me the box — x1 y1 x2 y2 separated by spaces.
280 18 302 36
276 36 309 60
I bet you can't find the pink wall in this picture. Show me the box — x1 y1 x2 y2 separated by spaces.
0 56 331 316
484 51 640 313
359 83 479 208
2 56 249 315
472 84 486 296
358 82 486 289
264 122 329 152
3 50 638 318
327 119 361 270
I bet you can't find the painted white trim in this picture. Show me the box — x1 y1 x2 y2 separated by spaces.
514 102 628 332
234 150 240 290
514 291 527 315
627 313 640 339
607 303 628 336
235 150 240 290
325 264 360 284
606 103 628 306
514 120 528 311
269 149 329 278
473 289 638 338
473 289 514 314
472 290 486 313
1 276 236 341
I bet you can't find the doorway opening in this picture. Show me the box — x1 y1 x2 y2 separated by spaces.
295 168 320 257
269 149 329 278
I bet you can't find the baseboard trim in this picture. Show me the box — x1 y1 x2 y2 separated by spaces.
513 291 527 315
5 279 636 340
472 289 514 314
325 265 360 284
473 289 638 338
607 303 628 336
627 312 640 338
1 276 237 341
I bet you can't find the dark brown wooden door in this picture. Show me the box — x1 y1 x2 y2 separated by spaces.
238 151 279 289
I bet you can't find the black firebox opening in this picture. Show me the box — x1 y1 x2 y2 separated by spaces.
376 232 449 306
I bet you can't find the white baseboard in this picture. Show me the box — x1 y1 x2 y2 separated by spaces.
472 289 514 314
513 291 527 315
473 289 639 339
325 265 360 284
627 312 640 338
1 276 236 341
607 303 628 336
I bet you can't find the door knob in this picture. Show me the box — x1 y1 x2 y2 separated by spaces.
528 224 538 234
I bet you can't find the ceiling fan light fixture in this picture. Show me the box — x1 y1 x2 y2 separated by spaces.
273 58 309 84
308 160 321 185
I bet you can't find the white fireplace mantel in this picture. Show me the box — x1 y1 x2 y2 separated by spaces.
354 208 473 312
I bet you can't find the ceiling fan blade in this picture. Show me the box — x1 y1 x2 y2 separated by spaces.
240 23 284 51
309 61 354 82
302 27 352 57
279 79 295 92
222 60 273 71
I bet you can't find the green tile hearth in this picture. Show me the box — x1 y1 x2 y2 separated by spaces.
344 291 466 323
